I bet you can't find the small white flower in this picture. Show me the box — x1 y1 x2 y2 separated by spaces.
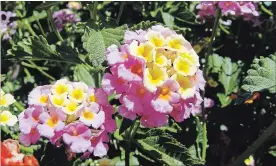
0 110 18 126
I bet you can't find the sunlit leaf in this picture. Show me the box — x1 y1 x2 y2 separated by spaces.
242 54 276 93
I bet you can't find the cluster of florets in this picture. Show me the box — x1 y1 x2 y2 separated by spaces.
196 2 259 22
18 79 116 158
52 8 80 31
0 11 17 40
102 25 206 128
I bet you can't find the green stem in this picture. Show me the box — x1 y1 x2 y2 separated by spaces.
259 2 273 16
5 57 79 65
204 8 222 78
14 102 25 112
201 8 222 162
175 17 201 25
219 22 230 35
230 120 276 166
26 23 36 36
90 2 98 20
47 9 63 41
36 19 46 37
116 2 125 25
26 60 55 81
201 122 207 160
125 119 139 166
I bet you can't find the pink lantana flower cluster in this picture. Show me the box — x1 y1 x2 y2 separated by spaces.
196 1 259 21
102 25 206 127
18 79 116 158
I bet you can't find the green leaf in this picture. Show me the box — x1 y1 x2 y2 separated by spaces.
72 158 82 166
8 35 58 58
219 57 242 95
217 93 232 108
7 36 81 64
1 74 6 82
111 155 139 166
101 25 127 48
161 12 175 28
242 54 276 93
73 64 96 87
130 21 158 30
176 11 196 21
268 145 276 157
82 26 126 66
207 54 224 74
82 29 105 66
20 144 41 155
136 129 204 166
36 2 60 11
207 54 242 107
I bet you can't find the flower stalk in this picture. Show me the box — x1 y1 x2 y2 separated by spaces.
125 119 139 166
201 8 222 162
47 9 63 42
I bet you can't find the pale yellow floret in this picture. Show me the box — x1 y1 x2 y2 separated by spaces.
178 52 200 67
173 57 197 76
81 109 95 120
171 74 195 99
153 52 169 67
0 90 16 107
166 35 186 52
0 110 17 126
63 100 79 115
143 65 168 92
52 79 71 95
129 41 155 62
50 94 66 108
146 31 165 47
39 95 48 105
70 88 85 102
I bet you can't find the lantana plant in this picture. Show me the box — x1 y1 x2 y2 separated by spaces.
18 79 116 158
102 25 206 127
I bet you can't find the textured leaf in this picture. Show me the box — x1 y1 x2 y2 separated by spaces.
7 36 81 64
242 54 276 93
130 21 158 30
161 12 175 28
73 64 96 87
7 35 58 58
101 25 127 48
136 129 204 166
82 26 126 66
82 29 106 66
36 2 60 10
